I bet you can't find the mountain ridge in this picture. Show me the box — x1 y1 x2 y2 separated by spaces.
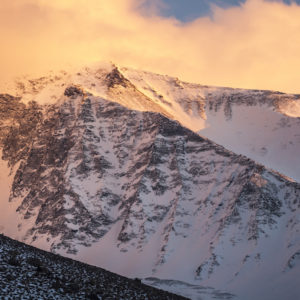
0 64 299 299
3 62 300 181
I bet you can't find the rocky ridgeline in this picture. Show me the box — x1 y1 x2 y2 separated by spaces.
205 89 300 120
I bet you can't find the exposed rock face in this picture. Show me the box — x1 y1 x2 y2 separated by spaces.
105 67 131 88
0 66 299 300
121 67 300 182
205 89 300 120
5 64 300 181
64 85 83 97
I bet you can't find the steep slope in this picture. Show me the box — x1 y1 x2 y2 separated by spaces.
121 67 300 183
3 63 300 181
0 79 299 299
0 233 187 299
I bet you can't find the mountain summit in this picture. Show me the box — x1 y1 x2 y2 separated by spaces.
4 62 300 181
0 63 299 299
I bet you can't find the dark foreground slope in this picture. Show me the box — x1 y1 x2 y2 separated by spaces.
0 234 188 299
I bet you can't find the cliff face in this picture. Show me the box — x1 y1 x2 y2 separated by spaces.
0 64 299 299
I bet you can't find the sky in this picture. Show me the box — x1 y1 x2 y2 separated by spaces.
1 0 300 93
159 0 300 21
157 0 246 21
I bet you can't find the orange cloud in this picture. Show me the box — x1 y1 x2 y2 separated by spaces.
1 0 300 93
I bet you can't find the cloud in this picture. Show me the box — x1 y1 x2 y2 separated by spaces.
1 0 300 93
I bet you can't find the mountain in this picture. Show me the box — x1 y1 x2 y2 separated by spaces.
0 233 187 299
0 62 299 299
121 67 300 183
4 62 300 182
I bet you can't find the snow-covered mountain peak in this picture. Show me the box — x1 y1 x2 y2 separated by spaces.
2 63 300 183
0 65 300 299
